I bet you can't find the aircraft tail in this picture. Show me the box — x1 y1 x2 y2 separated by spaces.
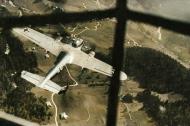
21 71 66 94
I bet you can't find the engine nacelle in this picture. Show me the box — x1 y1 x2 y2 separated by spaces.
72 38 83 48
89 51 95 57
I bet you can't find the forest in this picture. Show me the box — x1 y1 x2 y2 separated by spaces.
0 30 52 123
124 47 190 126
124 47 190 98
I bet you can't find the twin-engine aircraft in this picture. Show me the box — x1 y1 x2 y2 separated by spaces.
12 28 127 94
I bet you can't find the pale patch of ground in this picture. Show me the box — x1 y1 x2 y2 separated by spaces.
119 80 155 126
54 85 108 126
152 91 186 103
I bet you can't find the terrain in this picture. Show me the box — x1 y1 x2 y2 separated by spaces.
1 0 190 126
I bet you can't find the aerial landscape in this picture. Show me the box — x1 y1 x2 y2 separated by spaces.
1 0 190 126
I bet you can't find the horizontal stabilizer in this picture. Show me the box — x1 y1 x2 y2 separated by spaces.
21 71 64 94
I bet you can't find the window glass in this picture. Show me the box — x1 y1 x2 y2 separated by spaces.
128 0 190 22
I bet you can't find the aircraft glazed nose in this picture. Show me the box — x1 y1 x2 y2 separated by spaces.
120 71 127 80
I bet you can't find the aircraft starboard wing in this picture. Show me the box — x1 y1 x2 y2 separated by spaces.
12 28 62 56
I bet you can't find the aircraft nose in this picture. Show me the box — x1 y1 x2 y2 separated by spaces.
120 71 127 80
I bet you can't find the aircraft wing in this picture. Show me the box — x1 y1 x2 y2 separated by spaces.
21 71 64 94
71 53 127 80
12 27 62 56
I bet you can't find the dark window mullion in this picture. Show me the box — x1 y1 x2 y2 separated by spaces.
106 0 127 126
0 9 115 28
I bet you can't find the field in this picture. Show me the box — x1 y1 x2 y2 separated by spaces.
1 0 190 126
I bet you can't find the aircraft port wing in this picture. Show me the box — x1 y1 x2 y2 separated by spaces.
21 71 64 94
